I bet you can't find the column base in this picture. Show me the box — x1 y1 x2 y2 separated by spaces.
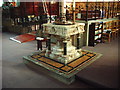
23 58 75 85
23 50 102 85
45 48 82 64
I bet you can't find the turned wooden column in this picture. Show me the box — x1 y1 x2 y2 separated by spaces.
102 2 104 19
86 2 88 21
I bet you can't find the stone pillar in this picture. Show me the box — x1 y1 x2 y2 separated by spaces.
73 35 76 46
47 37 51 50
59 0 66 23
63 41 67 55
77 34 81 49
45 36 51 57
73 0 76 23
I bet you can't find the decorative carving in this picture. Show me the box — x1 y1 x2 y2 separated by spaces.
43 23 85 64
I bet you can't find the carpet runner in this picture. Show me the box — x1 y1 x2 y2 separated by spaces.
10 32 36 43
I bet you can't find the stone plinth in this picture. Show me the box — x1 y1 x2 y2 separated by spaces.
23 50 102 84
43 23 85 64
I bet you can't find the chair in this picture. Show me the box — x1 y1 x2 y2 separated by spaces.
102 29 112 43
111 28 119 39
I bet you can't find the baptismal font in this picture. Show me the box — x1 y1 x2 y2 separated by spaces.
43 0 85 64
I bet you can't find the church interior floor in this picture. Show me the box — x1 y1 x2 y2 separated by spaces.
1 32 119 88
77 37 119 88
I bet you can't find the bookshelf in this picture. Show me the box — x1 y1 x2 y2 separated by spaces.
89 22 103 46
88 22 103 46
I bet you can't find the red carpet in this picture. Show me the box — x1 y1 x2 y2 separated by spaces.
10 33 36 43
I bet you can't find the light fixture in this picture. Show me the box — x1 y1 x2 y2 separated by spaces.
51 0 55 4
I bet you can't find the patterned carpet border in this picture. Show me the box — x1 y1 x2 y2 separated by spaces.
23 50 102 78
